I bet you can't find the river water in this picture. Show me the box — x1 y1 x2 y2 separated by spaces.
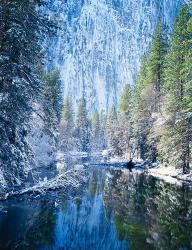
0 155 192 250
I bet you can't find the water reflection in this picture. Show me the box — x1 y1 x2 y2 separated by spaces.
0 164 192 250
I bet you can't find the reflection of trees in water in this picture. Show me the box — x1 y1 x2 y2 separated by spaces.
12 188 82 249
4 167 192 250
9 198 57 250
88 171 99 198
32 203 56 246
103 170 156 250
153 184 192 250
88 169 106 199
103 169 192 250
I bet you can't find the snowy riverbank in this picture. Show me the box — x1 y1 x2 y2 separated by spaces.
0 165 87 201
105 152 192 185
148 165 192 185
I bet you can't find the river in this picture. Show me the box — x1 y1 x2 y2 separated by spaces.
0 154 192 250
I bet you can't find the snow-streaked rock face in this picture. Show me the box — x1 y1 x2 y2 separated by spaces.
45 0 186 113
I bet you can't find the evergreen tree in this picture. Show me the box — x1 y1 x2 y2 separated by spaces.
132 57 153 159
92 111 100 137
60 97 75 152
90 110 106 151
184 13 192 113
148 23 167 111
105 105 122 156
99 110 107 149
132 23 167 161
159 5 192 172
42 69 62 137
91 110 101 150
0 0 50 184
43 70 62 122
76 98 90 152
118 84 133 156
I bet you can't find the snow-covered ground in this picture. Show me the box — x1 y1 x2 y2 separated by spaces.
0 164 87 201
149 165 192 184
56 151 102 160
103 150 192 185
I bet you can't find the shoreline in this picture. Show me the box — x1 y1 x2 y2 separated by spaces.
106 154 192 185
148 165 192 185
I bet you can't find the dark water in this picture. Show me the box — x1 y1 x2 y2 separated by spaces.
0 156 192 250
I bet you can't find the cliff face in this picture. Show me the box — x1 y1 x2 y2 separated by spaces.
45 0 185 112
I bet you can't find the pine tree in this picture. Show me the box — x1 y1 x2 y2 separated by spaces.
118 84 133 156
99 110 107 149
91 110 101 150
132 57 153 159
148 23 167 111
76 98 90 152
60 97 75 152
0 0 50 184
43 70 62 121
132 23 167 161
159 5 192 173
105 105 122 156
42 69 62 136
184 14 192 113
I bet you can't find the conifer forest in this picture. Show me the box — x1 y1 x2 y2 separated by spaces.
0 1 192 249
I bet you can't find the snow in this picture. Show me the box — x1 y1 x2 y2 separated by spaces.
2 167 87 200
106 153 192 185
101 149 112 157
56 162 65 171
0 169 7 191
149 165 180 177
108 156 127 164
146 164 191 185
57 151 102 158
74 164 85 171
28 103 57 168
45 0 185 113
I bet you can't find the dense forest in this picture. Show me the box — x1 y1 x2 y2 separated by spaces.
0 1 192 249
0 1 191 191
0 0 62 187
60 4 192 174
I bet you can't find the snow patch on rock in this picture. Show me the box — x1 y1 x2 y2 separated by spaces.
29 103 57 168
